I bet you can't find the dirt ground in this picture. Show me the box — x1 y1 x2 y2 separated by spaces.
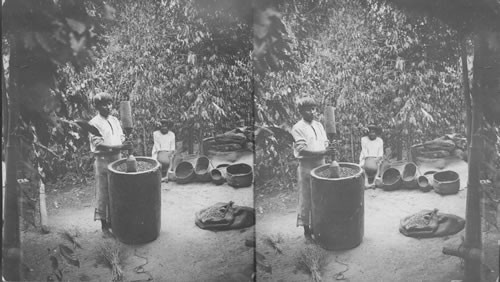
20 150 254 282
255 158 500 282
14 155 500 282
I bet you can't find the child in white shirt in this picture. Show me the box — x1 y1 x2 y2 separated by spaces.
152 119 176 176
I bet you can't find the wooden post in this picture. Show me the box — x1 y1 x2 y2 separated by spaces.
39 178 49 234
463 31 487 282
3 34 22 281
460 36 472 145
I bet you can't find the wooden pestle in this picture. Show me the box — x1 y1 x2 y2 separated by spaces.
120 101 137 172
325 106 339 178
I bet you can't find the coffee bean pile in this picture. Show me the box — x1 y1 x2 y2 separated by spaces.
317 166 358 178
115 160 155 172
200 206 228 222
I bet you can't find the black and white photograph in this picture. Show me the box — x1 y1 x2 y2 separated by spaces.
2 0 500 281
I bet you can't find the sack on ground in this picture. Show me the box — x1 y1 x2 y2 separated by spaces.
195 201 255 231
400 209 465 238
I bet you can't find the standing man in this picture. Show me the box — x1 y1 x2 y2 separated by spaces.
291 97 335 240
359 124 384 188
89 92 132 237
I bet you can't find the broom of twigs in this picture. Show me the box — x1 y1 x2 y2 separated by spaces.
298 245 327 282
263 233 285 254
99 239 124 282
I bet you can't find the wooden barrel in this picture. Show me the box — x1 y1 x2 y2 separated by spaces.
108 157 161 244
310 163 364 250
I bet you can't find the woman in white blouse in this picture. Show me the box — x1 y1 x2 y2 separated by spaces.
152 119 176 176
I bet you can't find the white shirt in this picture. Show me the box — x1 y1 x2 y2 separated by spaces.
88 114 125 153
152 130 176 159
359 136 383 163
291 119 328 159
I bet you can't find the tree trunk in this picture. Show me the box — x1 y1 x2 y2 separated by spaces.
2 55 8 144
460 36 472 145
188 127 194 154
462 30 500 282
2 34 22 281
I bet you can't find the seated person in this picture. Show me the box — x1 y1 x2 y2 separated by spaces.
359 124 384 187
152 119 176 176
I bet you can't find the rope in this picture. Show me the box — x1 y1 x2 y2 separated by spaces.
334 257 349 280
133 249 153 281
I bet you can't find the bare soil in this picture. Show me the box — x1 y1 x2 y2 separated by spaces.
255 158 500 282
20 151 254 282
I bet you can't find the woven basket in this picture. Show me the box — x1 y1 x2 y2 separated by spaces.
194 155 212 182
175 161 195 184
433 170 460 195
423 171 436 185
364 157 378 176
226 163 253 188
402 162 418 189
210 169 225 185
381 167 402 191
157 151 173 166
417 176 432 192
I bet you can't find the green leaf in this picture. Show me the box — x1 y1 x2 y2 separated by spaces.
66 18 86 35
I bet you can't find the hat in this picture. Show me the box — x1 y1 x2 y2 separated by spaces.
92 92 112 106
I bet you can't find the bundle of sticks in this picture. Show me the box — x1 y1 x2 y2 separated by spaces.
100 239 124 282
299 245 327 282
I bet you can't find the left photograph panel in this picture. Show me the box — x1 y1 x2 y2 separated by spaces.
2 0 255 281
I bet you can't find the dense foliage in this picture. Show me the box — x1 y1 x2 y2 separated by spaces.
10 0 254 183
254 0 468 190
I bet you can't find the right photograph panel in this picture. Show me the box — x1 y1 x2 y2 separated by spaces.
253 0 500 281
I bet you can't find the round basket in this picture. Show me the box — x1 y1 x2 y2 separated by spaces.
210 169 225 185
194 155 212 182
402 162 418 189
417 176 432 192
364 157 378 176
226 163 253 188
157 151 173 166
433 170 460 195
381 167 402 191
175 161 195 184
423 171 436 185
216 164 229 178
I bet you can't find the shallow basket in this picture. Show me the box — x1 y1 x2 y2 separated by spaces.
226 163 253 188
433 170 460 195
402 162 418 189
175 161 195 184
381 167 402 191
194 155 212 182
